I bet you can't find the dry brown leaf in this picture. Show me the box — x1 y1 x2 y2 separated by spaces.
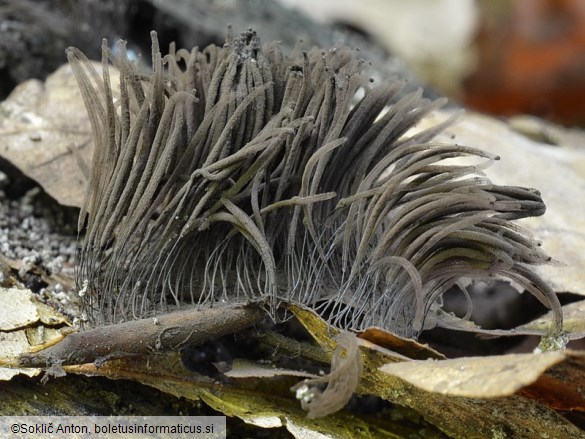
288 304 437 363
358 327 444 360
0 287 44 331
518 299 585 339
292 304 585 438
379 351 566 397
508 115 585 166
225 359 318 379
433 305 579 341
0 63 100 207
0 287 69 380
0 287 69 331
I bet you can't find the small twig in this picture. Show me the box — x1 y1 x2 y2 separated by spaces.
252 330 331 364
18 303 265 368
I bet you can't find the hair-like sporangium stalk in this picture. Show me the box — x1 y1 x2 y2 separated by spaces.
70 29 562 341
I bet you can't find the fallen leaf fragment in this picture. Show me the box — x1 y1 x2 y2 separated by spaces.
289 304 436 362
358 327 444 360
0 286 69 332
518 299 585 340
0 287 69 331
225 359 318 379
0 62 105 207
0 287 45 331
292 304 585 438
0 287 69 380
380 351 566 397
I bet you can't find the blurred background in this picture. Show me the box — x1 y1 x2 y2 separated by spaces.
282 0 585 125
2 0 585 125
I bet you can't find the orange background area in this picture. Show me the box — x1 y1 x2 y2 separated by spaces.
463 0 585 124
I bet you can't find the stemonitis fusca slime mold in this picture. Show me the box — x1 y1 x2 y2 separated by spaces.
18 28 564 418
